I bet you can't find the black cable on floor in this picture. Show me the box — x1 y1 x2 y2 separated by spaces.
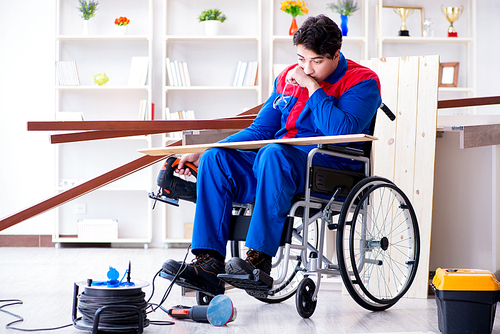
0 299 72 332
1 244 192 331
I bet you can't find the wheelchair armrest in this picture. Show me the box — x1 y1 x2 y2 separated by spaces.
317 144 365 157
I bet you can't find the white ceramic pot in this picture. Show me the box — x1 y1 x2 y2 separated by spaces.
115 25 128 36
203 20 221 36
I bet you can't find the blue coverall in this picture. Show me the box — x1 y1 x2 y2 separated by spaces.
192 53 382 257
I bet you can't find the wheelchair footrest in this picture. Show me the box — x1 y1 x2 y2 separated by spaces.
159 271 217 297
218 269 273 298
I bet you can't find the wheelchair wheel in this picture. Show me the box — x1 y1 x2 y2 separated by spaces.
337 176 420 311
295 277 317 318
230 217 319 304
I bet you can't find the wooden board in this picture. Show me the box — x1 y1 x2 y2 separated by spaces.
138 134 377 156
366 55 440 299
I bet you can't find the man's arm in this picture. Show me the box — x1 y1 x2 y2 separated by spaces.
308 79 381 136
219 83 282 143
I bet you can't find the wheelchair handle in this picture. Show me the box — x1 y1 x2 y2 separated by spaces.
380 103 396 121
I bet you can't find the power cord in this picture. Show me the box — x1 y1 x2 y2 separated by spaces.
0 299 72 332
1 244 192 332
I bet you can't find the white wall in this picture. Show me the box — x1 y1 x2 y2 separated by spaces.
0 1 56 234
1 1 499 248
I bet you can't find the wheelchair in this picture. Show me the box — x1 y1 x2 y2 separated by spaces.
152 106 420 318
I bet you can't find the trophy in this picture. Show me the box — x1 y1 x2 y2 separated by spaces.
442 5 463 37
393 7 414 36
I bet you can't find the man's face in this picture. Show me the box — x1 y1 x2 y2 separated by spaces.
296 44 340 83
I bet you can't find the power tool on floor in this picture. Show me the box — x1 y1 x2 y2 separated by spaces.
167 295 236 327
149 156 198 207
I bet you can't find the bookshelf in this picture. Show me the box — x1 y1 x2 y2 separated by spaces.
53 0 154 247
375 0 476 105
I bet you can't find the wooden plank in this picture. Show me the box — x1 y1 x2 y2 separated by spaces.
438 95 500 109
371 57 400 179
408 55 440 299
0 152 175 232
393 56 419 198
138 134 377 156
50 130 169 144
462 124 500 149
28 118 255 132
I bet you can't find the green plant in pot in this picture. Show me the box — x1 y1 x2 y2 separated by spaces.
198 8 227 36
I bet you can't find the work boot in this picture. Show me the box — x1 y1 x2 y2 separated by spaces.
225 249 272 276
162 253 225 296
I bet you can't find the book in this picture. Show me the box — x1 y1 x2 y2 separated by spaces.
138 99 147 120
232 61 242 86
56 61 80 86
182 62 191 86
243 61 258 86
128 57 149 86
165 58 174 87
179 62 186 86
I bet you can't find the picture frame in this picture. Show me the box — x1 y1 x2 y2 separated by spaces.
382 5 424 37
439 62 459 87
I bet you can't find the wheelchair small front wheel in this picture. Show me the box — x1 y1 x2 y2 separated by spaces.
196 291 213 305
295 277 317 318
337 176 420 311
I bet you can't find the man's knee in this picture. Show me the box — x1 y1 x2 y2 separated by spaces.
199 148 231 170
255 143 306 169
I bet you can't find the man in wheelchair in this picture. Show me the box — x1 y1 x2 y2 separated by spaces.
161 15 381 298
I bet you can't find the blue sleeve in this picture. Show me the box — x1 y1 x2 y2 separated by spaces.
307 78 381 136
219 80 282 143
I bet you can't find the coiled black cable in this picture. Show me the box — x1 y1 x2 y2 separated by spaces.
77 290 149 330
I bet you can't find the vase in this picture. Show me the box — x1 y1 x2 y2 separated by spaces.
340 15 348 36
289 18 298 35
204 20 221 36
83 20 89 35
115 25 128 36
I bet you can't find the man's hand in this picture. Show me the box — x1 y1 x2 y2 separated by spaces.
286 66 320 96
176 152 201 176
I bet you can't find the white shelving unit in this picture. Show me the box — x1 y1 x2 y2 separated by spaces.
53 0 154 248
269 0 369 94
376 0 476 101
162 0 263 244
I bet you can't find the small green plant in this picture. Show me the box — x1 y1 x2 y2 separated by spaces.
327 0 359 17
78 0 99 20
198 8 227 23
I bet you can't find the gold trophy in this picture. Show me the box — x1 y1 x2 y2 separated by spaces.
442 5 463 37
394 7 414 36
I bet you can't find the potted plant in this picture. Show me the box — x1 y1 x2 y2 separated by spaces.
198 8 227 36
327 0 359 36
78 0 99 35
280 1 309 35
114 16 130 35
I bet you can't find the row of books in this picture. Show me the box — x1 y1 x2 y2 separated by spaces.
166 58 191 87
55 57 149 86
232 61 258 87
